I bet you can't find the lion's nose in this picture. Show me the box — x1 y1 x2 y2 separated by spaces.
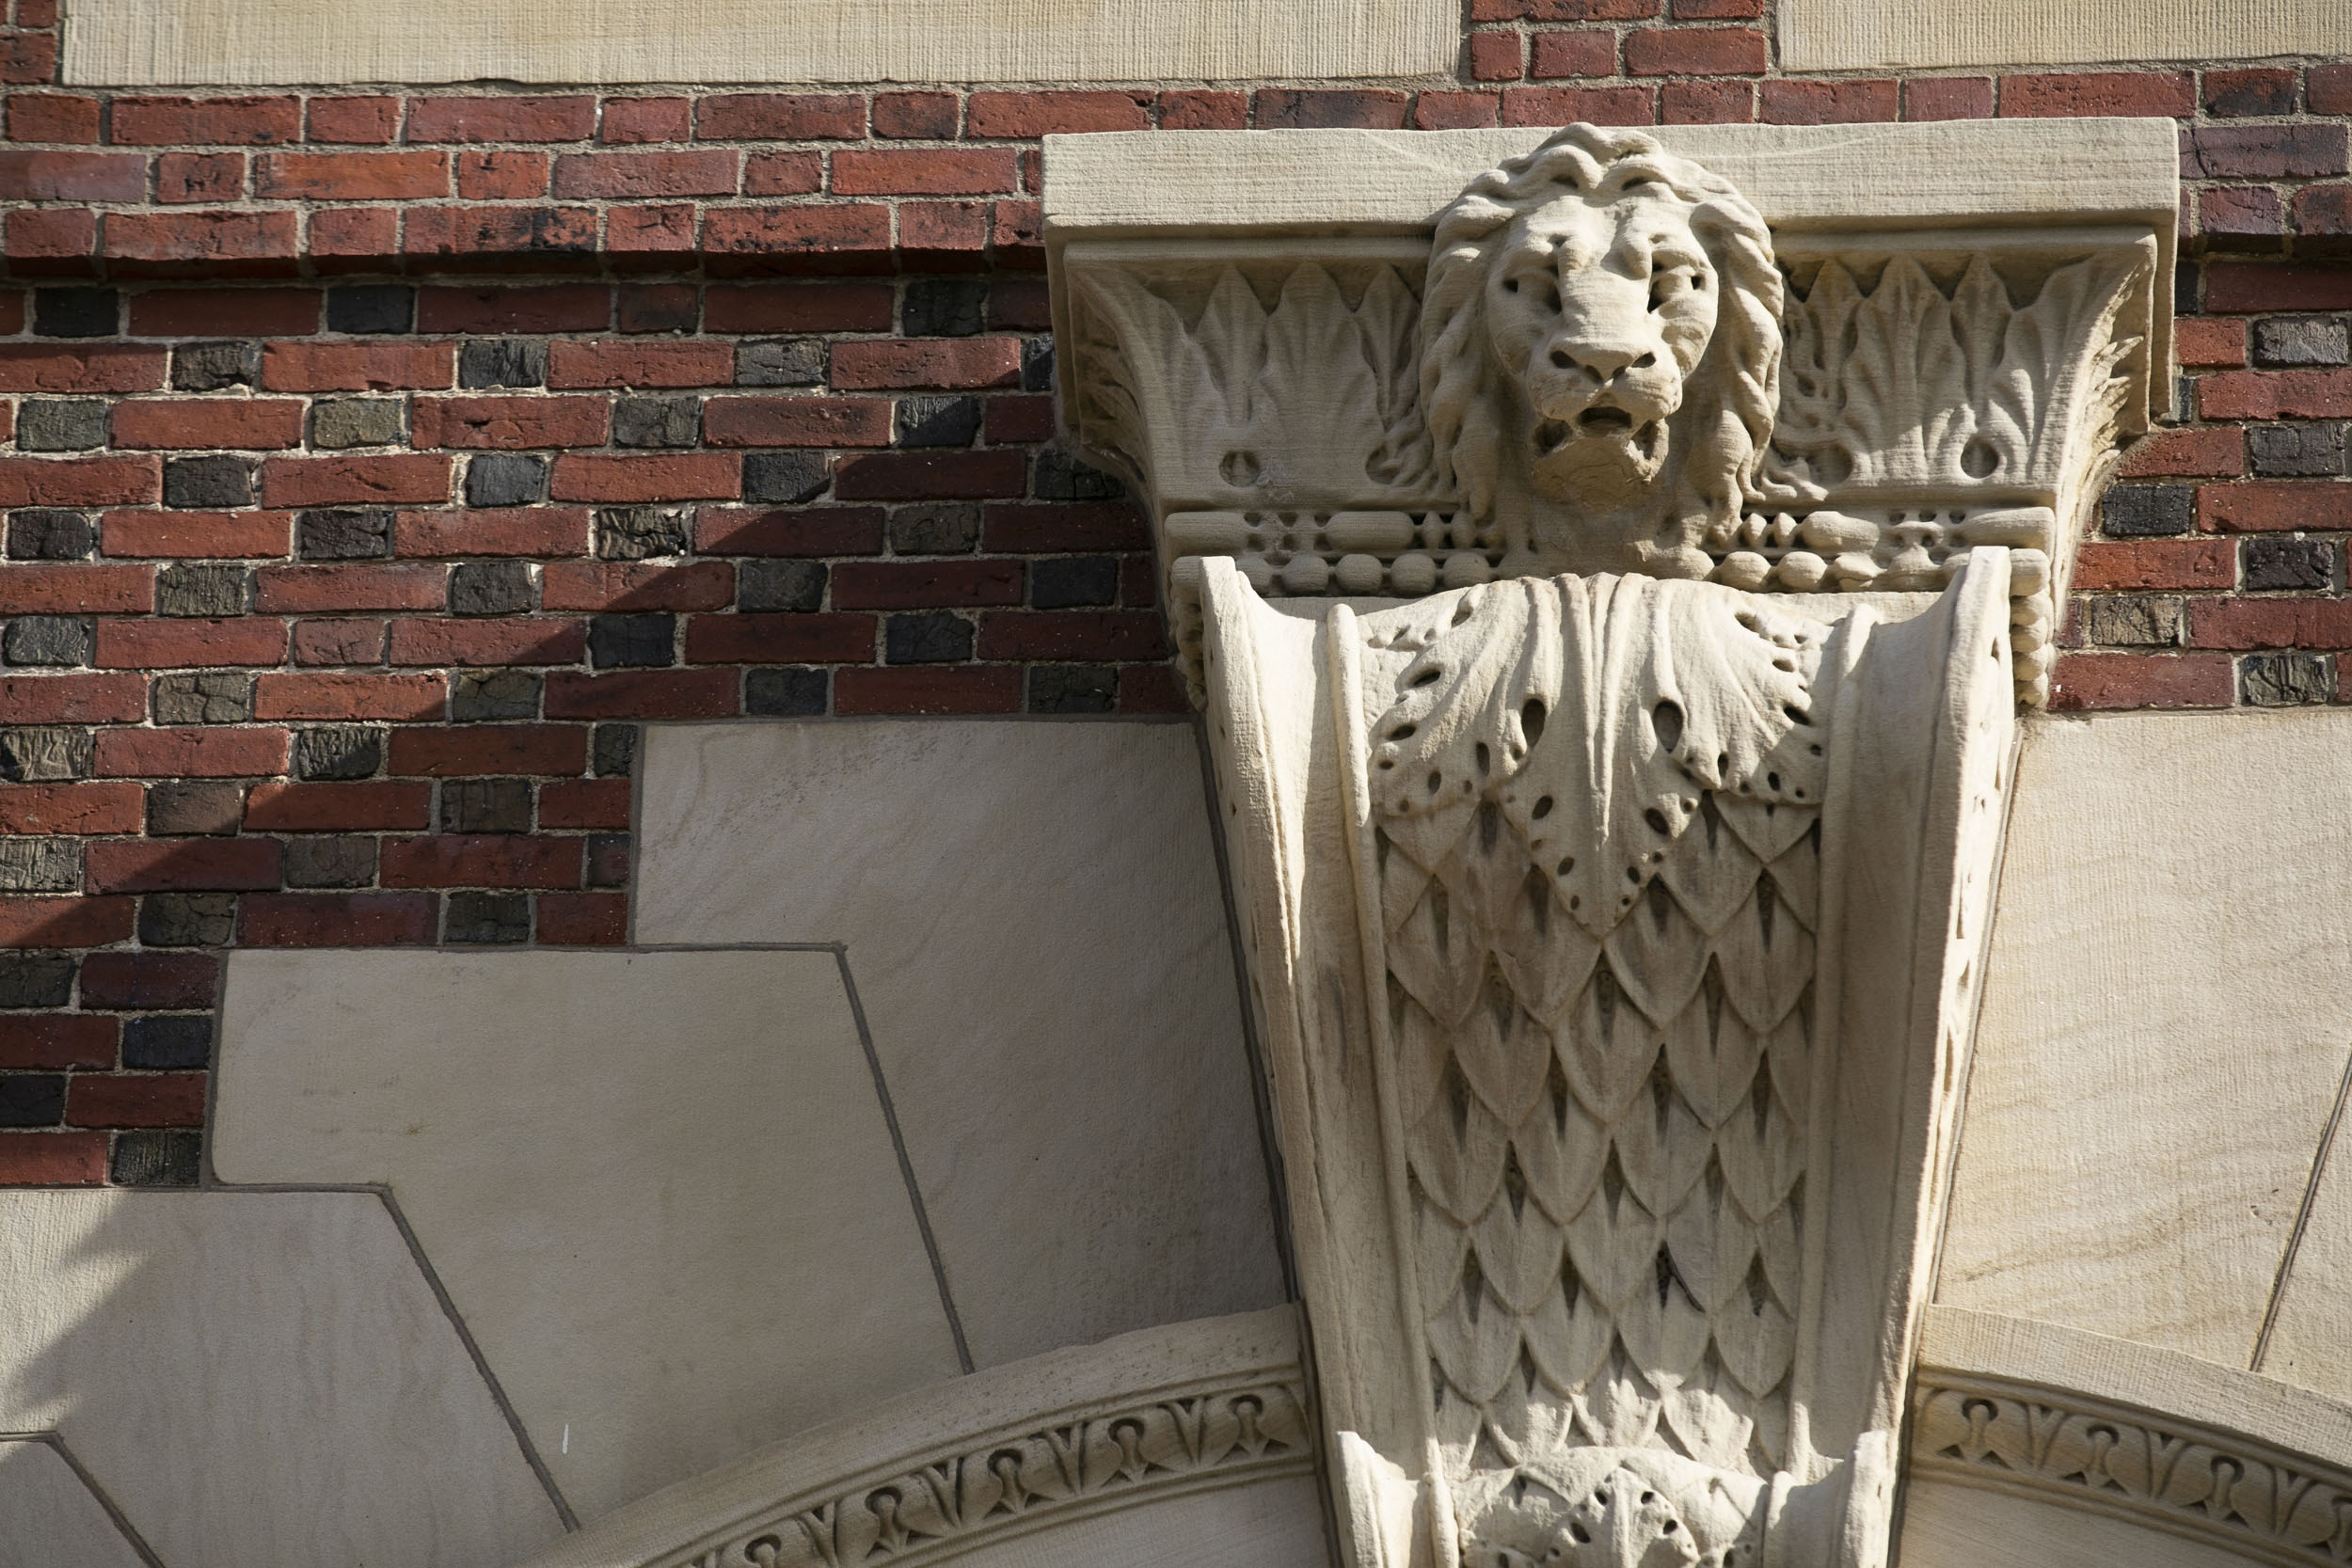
1546 338 1658 383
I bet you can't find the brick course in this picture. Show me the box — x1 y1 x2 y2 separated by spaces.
0 8 2350 1180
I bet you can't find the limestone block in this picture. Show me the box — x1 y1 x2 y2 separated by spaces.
1940 709 2352 1366
634 720 1286 1370
0 1440 151 1568
1041 121 2182 243
214 948 963 1521
1897 1480 2264 1568
0 1189 561 1568
946 1475 1328 1568
1780 0 2352 72
62 0 1453 85
2260 1118 2352 1402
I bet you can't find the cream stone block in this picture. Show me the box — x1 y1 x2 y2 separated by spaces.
1781 0 2352 72
945 1475 1329 1568
214 948 963 1521
2258 1117 2352 1402
1896 1480 2265 1568
0 1440 151 1568
1940 709 2352 1366
634 720 1286 1370
63 0 1454 85
1041 120 2182 242
0 1190 561 1568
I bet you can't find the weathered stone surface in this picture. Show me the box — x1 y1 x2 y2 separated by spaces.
215 948 965 1518
0 1440 151 1568
637 721 1286 1370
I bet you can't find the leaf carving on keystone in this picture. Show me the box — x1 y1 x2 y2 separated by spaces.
1354 576 1830 1485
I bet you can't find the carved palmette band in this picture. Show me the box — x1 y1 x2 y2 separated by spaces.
1913 1379 2352 1567
657 1382 1313 1568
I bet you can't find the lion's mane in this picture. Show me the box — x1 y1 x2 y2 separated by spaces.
1391 124 1782 556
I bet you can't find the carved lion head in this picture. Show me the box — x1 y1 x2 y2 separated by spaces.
1413 125 1782 578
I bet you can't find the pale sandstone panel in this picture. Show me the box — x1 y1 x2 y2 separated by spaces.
1939 710 2352 1366
0 1190 562 1568
942 1474 1329 1568
1897 1478 2277 1568
214 948 963 1521
634 720 1287 1370
64 0 1454 85
0 1440 151 1568
2258 1122 2352 1401
1782 0 2352 72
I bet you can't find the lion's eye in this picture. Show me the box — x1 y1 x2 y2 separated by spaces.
1503 277 1519 293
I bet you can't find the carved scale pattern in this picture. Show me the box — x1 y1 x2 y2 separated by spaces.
1349 575 1832 1485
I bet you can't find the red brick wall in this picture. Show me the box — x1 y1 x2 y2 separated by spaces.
0 0 2347 1183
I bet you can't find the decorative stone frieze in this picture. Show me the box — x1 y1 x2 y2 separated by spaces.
1045 119 2176 1568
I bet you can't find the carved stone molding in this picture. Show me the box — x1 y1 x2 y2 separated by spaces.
1046 119 2175 1568
1912 1307 2352 1568
510 1309 1312 1568
1049 120 2174 709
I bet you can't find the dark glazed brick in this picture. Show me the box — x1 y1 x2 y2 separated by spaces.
327 285 416 335
1034 450 1123 500
447 891 532 943
34 289 119 339
0 955 75 1008
884 611 973 664
17 400 108 451
746 666 827 715
743 451 829 504
0 839 78 892
2243 536 2335 590
174 340 262 392
450 561 536 616
592 723 638 778
293 724 383 781
737 339 826 387
1021 340 1055 393
284 836 375 887
4 617 94 667
164 456 257 511
739 560 826 612
0 1075 66 1127
1028 664 1117 713
138 893 237 948
440 778 532 832
590 613 675 667
147 780 245 835
2250 424 2349 477
587 832 632 887
459 338 549 388
2243 652 2332 705
153 673 254 724
888 502 979 555
158 571 278 657
8 511 97 561
111 1130 202 1186
2254 317 2351 369
2203 69 2296 118
451 669 542 721
2102 484 2194 536
595 504 692 559
0 729 94 783
296 508 393 561
897 396 981 449
903 280 989 339
613 395 702 448
1029 556 1118 609
122 1015 215 1068
310 399 407 449
467 453 548 508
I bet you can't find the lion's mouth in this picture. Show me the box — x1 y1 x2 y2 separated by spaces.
1535 413 1665 461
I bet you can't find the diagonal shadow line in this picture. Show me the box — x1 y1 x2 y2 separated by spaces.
2252 1039 2352 1373
0 1429 170 1567
833 944 975 1375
